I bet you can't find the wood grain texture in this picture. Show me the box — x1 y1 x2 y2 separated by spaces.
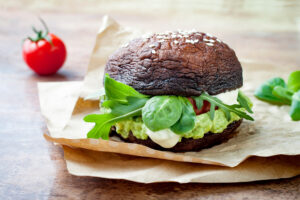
0 1 299 199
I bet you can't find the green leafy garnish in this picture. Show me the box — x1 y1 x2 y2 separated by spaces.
84 96 147 139
104 96 148 116
272 86 293 105
194 93 254 121
142 96 183 131
170 97 196 135
289 91 300 121
84 74 149 139
237 90 253 113
84 74 255 139
84 113 118 139
104 74 148 103
287 71 300 93
255 70 300 121
254 77 287 104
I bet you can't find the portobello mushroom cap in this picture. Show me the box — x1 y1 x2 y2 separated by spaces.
105 31 243 96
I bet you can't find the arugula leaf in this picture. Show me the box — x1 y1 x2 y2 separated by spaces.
84 75 150 139
84 98 145 139
254 77 287 104
84 113 116 139
104 74 148 103
195 93 254 121
289 91 300 121
194 95 204 109
142 96 183 131
287 70 300 93
170 97 196 135
104 96 148 116
237 90 253 113
208 101 217 120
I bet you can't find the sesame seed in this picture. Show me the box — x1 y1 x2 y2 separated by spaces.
151 50 156 54
156 35 167 39
186 39 198 44
216 38 222 43
121 42 128 48
149 44 155 48
206 43 214 46
189 29 197 32
203 38 215 43
206 33 213 37
174 40 179 44
142 33 152 38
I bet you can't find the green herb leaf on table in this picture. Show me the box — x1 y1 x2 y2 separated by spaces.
254 70 300 121
170 97 196 135
272 85 293 105
287 70 300 93
254 77 287 104
289 91 300 121
142 96 183 131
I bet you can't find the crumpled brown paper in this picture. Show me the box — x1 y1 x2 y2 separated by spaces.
39 80 300 183
39 16 300 183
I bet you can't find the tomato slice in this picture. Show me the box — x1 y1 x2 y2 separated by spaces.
187 98 214 115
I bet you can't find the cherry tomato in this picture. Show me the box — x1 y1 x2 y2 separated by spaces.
22 19 67 75
187 97 215 115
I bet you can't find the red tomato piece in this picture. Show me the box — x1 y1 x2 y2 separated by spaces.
187 97 215 115
22 19 67 75
23 33 66 75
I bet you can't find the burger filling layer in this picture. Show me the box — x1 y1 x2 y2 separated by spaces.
84 74 254 148
114 90 243 148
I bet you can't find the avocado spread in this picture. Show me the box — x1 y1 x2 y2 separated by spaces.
115 109 241 140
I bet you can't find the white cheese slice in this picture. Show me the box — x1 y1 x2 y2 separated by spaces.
145 127 180 148
213 89 239 105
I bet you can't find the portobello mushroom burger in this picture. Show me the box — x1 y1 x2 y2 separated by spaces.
84 30 254 152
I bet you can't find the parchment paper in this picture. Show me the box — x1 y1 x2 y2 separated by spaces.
39 81 300 183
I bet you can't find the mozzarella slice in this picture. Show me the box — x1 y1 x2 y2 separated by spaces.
145 127 180 148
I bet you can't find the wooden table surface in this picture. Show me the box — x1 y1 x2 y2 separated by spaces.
1 1 300 199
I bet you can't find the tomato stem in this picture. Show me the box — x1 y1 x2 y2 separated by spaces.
25 17 53 46
39 17 49 35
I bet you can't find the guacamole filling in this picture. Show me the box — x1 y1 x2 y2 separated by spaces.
114 109 241 141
